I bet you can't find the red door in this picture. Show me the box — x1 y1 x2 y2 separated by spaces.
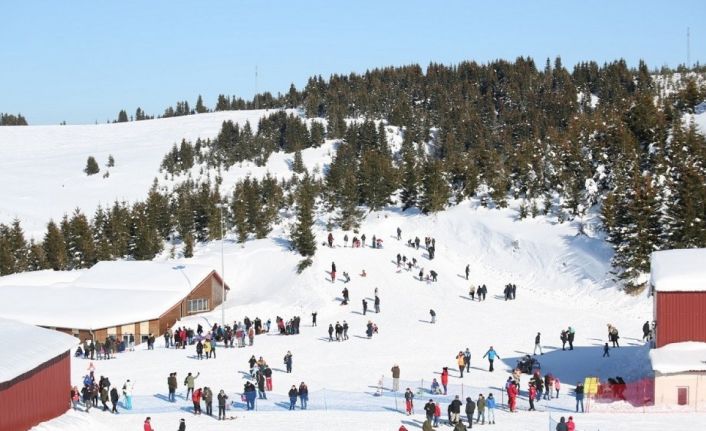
677 387 688 405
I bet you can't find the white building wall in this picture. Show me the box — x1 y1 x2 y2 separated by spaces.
654 372 706 409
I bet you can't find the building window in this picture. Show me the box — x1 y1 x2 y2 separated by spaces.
677 387 689 405
187 298 209 313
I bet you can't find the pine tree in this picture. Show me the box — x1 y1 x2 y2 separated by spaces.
117 110 129 123
292 150 305 174
195 95 208 113
84 156 100 175
231 187 248 244
183 231 194 258
400 134 419 210
419 159 450 213
66 209 96 269
27 240 47 271
291 174 317 257
43 220 67 270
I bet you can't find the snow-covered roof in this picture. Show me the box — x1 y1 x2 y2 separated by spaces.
650 249 706 292
0 317 77 384
0 261 223 329
650 342 706 374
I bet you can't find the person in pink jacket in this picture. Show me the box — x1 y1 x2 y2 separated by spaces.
567 416 576 431
554 378 561 398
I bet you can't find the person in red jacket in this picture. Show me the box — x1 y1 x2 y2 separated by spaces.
567 416 576 431
528 383 537 411
192 388 203 414
441 367 449 395
143 417 153 431
433 401 441 427
507 381 518 412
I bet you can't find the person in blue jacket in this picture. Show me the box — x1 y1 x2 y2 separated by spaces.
486 393 496 424
482 346 500 372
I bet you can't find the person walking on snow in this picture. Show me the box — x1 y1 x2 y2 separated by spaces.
554 377 561 398
311 311 317 327
603 343 610 357
429 309 436 324
362 299 368 315
483 346 500 372
284 351 293 373
331 262 336 283
397 227 402 240
534 332 543 355
168 372 177 402
374 295 380 313
327 232 334 248
567 327 575 350
465 264 470 280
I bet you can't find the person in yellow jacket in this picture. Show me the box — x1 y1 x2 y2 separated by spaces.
457 351 466 378
204 339 212 359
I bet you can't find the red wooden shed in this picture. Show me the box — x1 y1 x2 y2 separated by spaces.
650 249 706 348
0 318 77 431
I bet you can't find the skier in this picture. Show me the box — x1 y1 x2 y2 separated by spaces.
465 264 470 280
482 346 500 372
429 309 436 324
534 332 543 355
391 364 401 391
404 388 414 415
331 262 336 283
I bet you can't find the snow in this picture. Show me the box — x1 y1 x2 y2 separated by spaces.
650 249 706 292
0 110 295 237
649 342 706 374
0 261 218 329
0 317 77 384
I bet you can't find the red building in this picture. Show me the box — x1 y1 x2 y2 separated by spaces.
0 318 77 431
650 249 706 348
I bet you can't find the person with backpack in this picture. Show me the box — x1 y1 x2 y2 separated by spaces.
217 390 228 420
482 346 500 372
404 388 415 415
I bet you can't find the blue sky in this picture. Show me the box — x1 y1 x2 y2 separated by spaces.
2 0 704 125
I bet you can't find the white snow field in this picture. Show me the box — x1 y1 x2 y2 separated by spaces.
0 109 702 430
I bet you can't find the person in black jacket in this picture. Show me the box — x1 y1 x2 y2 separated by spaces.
424 399 435 422
217 390 228 420
465 397 476 428
288 385 298 410
449 395 463 424
177 418 186 431
110 387 119 413
256 371 267 399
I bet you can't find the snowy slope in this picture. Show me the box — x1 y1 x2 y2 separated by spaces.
0 110 293 236
16 202 667 431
